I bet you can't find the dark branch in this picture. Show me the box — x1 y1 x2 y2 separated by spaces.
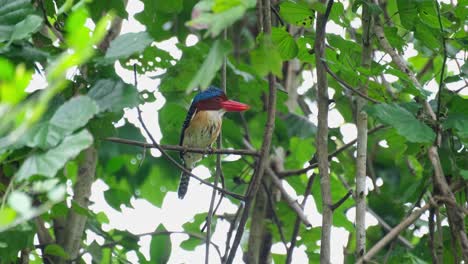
103 137 259 156
322 61 380 103
286 173 316 264
331 190 353 211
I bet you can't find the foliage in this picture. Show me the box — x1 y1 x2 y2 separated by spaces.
0 0 466 263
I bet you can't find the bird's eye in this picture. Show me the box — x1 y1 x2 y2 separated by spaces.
215 97 221 102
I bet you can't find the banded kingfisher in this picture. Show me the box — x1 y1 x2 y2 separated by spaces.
178 86 249 199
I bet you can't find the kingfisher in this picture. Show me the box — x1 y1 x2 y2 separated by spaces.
178 86 249 199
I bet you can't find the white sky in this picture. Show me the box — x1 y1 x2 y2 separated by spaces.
26 0 466 263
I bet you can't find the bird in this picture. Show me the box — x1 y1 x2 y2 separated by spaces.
178 86 249 199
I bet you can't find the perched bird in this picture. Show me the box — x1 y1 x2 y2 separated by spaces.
178 86 249 199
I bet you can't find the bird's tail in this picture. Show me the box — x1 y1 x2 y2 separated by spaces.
178 170 191 199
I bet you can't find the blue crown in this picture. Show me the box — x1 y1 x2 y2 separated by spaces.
193 86 224 103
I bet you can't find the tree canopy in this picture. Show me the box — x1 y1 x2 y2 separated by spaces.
0 0 467 263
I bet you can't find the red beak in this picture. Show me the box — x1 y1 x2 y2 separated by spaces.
221 100 250 112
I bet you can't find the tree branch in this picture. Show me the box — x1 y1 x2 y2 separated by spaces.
315 0 334 262
285 173 316 264
225 0 277 261
355 1 372 258
322 61 380 104
267 167 312 227
357 183 467 263
63 147 97 261
103 137 259 156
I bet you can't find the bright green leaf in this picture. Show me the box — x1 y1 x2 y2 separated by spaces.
250 34 283 77
279 0 314 27
271 27 298 60
45 244 69 258
150 224 171 263
397 0 418 30
0 207 16 226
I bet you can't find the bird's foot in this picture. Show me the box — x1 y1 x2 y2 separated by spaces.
207 146 214 154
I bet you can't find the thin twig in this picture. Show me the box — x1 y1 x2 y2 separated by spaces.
206 28 229 264
262 181 287 248
331 190 353 211
103 137 259 156
322 61 380 103
435 0 447 146
267 167 312 227
270 5 285 26
223 203 244 261
285 173 316 264
279 125 386 177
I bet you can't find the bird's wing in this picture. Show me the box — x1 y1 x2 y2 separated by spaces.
179 103 197 159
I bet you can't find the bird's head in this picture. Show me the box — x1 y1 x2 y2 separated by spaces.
193 86 249 112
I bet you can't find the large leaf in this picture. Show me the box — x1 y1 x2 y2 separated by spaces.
9 15 43 43
88 79 139 112
397 0 418 30
22 96 98 149
279 0 314 27
271 27 298 60
150 224 171 263
187 39 232 90
139 159 178 208
180 213 207 250
135 0 195 41
250 34 283 78
282 112 317 139
16 130 94 181
366 103 435 143
102 32 154 64
0 223 35 262
0 0 38 42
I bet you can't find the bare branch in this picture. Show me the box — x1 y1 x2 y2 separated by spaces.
357 201 431 264
331 190 353 211
267 167 312 227
104 137 259 156
315 0 334 262
322 62 380 104
428 147 468 261
285 173 316 264
355 1 372 258
358 183 467 263
225 0 277 261
63 147 97 260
